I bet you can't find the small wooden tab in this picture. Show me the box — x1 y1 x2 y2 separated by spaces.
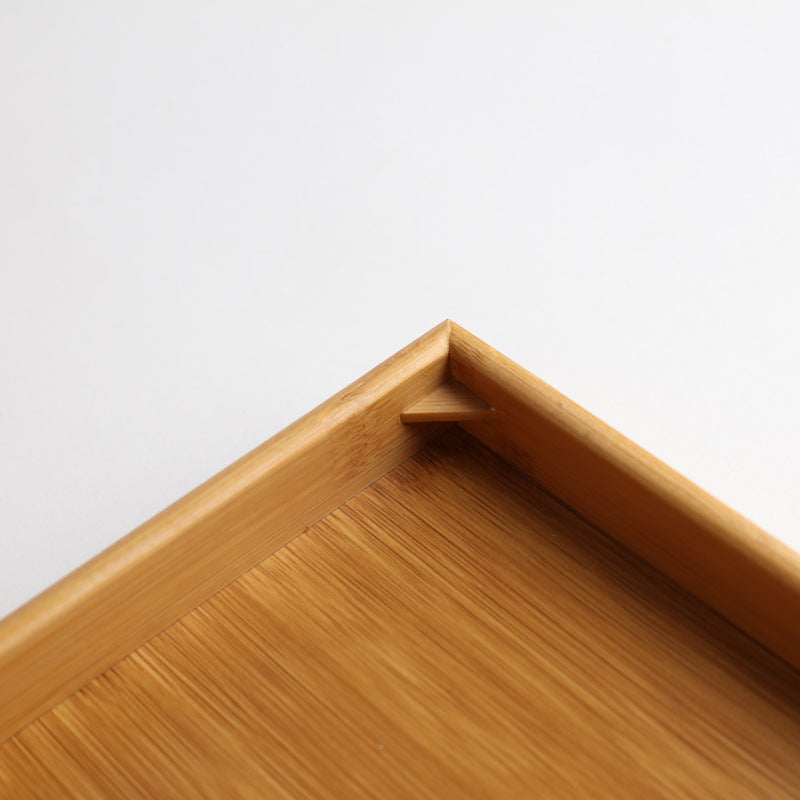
401 379 494 423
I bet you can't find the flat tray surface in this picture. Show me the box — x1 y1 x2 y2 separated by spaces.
2 429 800 798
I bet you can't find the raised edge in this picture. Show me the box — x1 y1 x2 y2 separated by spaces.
0 321 452 742
449 321 800 673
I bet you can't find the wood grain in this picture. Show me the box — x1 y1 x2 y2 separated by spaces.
449 321 800 674
0 321 451 743
400 378 493 422
3 429 800 798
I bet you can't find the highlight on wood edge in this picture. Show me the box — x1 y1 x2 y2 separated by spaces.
0 319 452 745
2 317 799 749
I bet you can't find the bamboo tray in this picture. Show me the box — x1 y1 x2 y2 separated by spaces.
2 321 800 798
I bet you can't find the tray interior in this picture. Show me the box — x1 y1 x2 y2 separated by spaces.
2 428 800 798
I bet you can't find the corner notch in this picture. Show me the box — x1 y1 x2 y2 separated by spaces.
401 379 494 423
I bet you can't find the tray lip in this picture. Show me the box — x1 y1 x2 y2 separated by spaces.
0 320 451 742
449 321 800 673
2 318 799 744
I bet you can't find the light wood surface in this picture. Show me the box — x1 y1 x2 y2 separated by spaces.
400 378 493 422
2 429 799 798
0 322 451 743
449 321 800 674
3 316 800 787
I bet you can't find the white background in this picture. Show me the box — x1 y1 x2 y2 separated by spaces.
2 2 799 619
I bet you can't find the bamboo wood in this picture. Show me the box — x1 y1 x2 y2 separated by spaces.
400 378 493 422
0 321 451 743
2 317 799 776
449 321 800 674
2 431 799 798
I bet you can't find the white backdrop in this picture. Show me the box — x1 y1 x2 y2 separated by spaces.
2 2 799 619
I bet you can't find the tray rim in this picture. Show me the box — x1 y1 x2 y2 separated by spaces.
1 319 798 744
